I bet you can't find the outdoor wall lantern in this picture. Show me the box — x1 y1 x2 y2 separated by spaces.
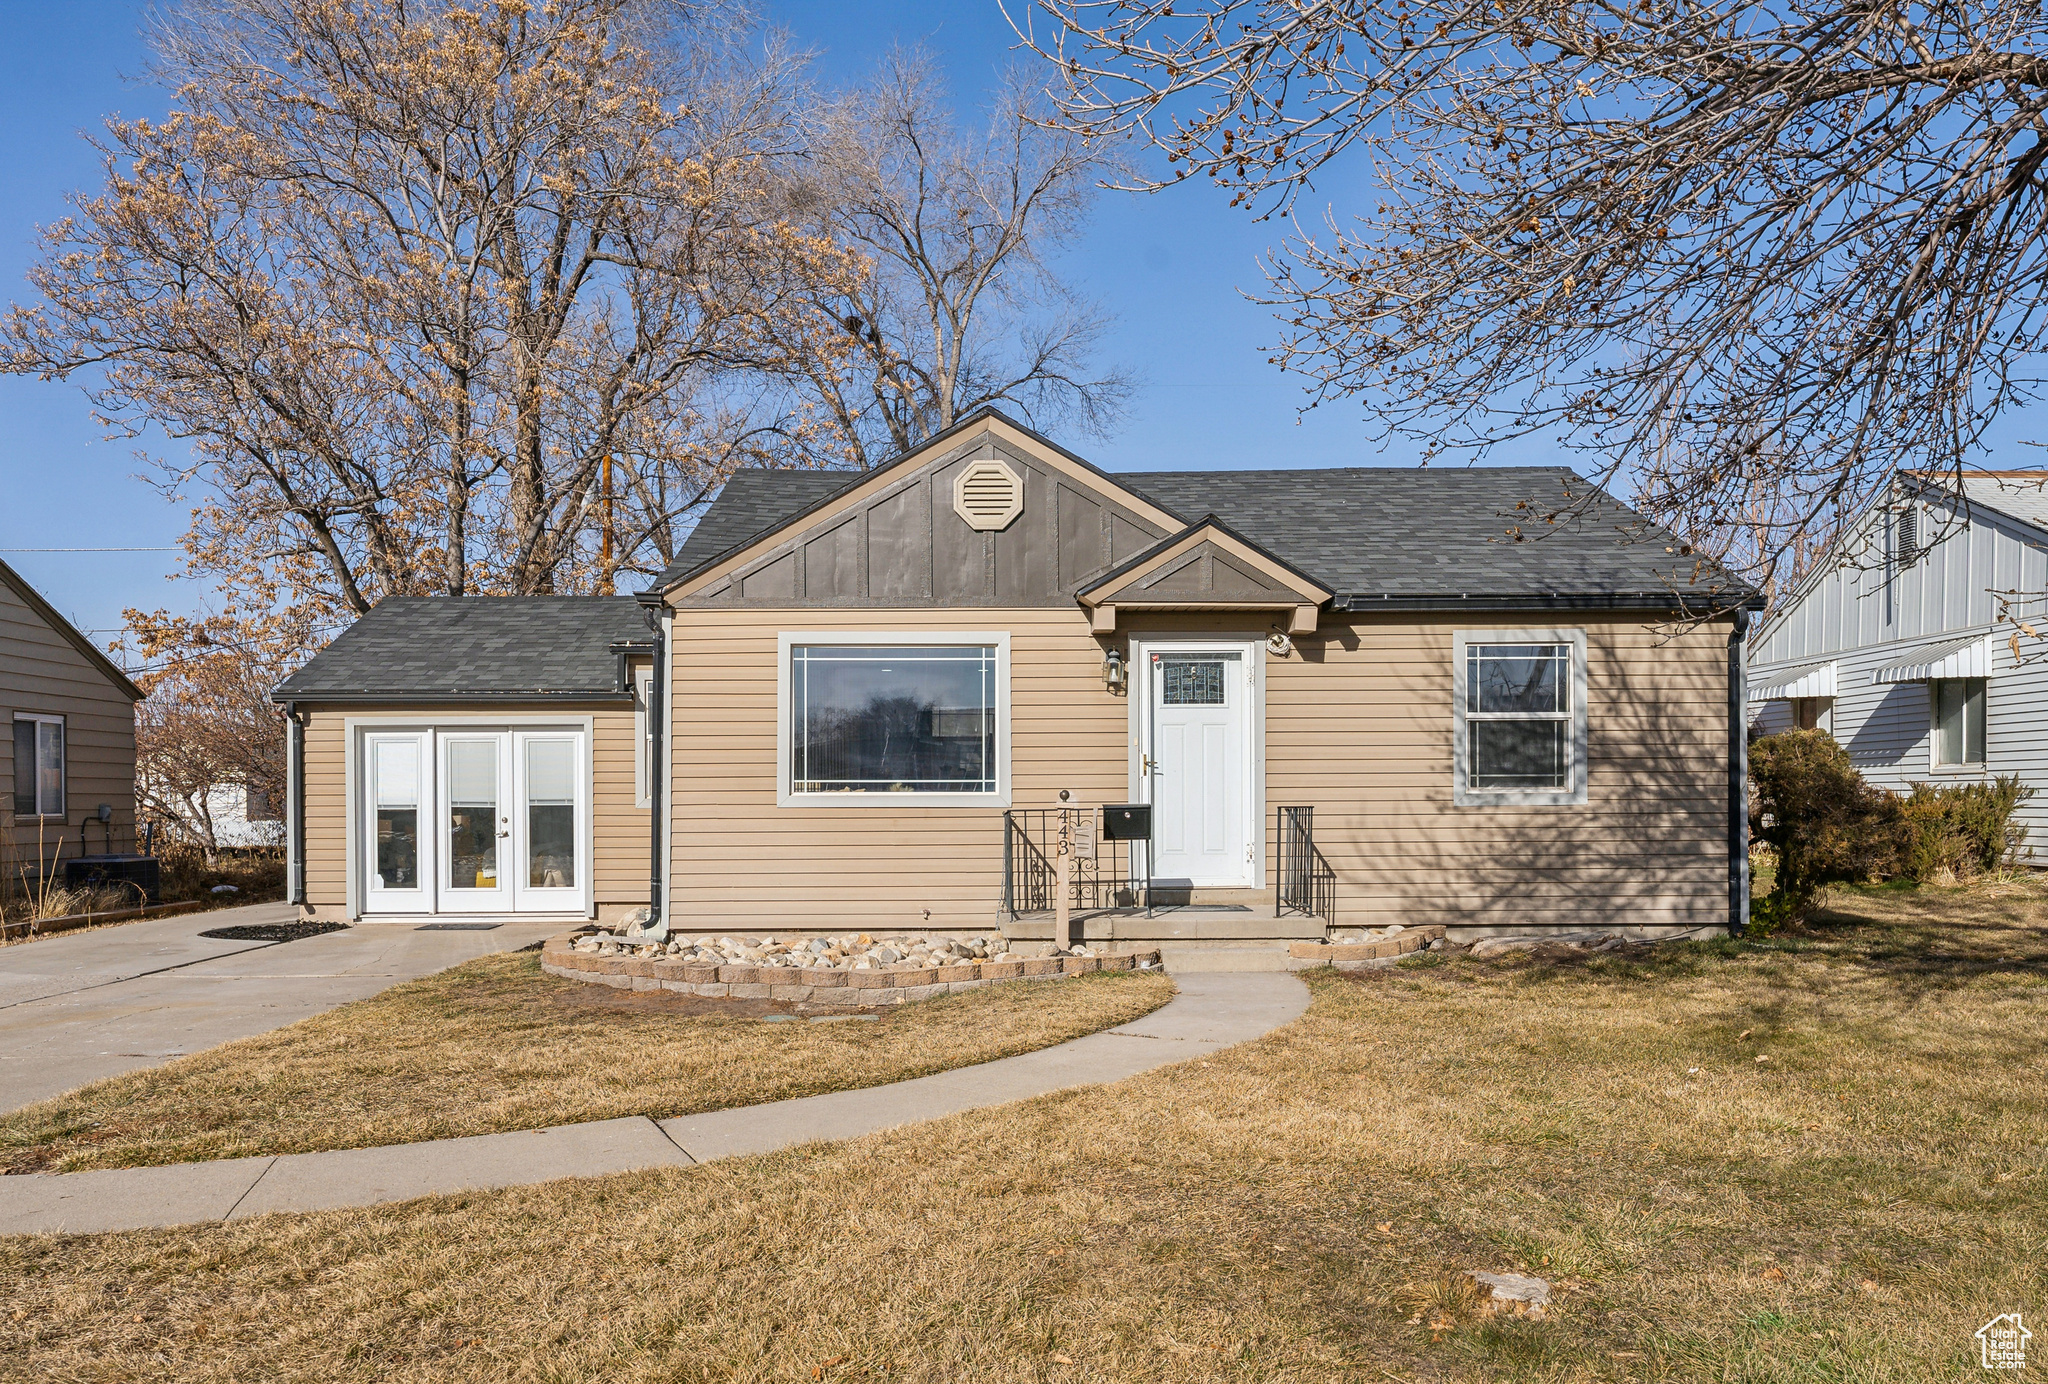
1100 645 1127 693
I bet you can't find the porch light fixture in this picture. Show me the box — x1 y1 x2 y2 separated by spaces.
1101 646 1126 692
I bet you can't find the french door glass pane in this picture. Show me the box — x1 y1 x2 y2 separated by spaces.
526 739 576 888
371 740 420 889
447 740 499 889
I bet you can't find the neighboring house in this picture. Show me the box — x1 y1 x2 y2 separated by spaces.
1 557 146 878
202 782 286 850
1748 470 2048 843
277 408 1759 942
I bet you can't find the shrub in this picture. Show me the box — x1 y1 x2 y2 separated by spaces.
1749 731 1905 922
1900 776 2034 879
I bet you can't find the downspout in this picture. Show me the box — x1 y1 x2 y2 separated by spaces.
1728 609 1752 936
285 702 307 909
645 608 665 926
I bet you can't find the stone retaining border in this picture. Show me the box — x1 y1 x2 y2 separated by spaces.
539 933 1163 1011
1286 925 1446 970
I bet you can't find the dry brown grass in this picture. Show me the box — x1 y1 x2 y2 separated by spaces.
0 954 1174 1173
4 879 2044 1382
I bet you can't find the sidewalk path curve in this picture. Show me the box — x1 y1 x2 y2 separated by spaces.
0 972 1307 1237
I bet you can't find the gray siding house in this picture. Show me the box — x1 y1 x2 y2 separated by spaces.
1748 471 2048 843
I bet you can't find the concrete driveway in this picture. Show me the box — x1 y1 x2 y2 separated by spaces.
0 904 561 1113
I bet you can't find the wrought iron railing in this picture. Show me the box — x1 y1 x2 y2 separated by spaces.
1275 805 1335 924
1002 809 1148 917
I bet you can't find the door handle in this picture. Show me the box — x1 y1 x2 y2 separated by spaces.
1141 755 1156 776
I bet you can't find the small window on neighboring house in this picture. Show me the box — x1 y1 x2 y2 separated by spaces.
11 714 65 818
1792 698 1831 733
1932 678 1987 767
244 783 278 824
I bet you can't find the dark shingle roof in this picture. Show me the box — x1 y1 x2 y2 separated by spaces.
274 596 648 701
1123 467 1737 604
661 462 1751 606
664 468 857 583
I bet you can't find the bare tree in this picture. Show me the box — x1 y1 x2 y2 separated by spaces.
126 613 288 858
5 0 858 652
1019 0 2048 599
781 46 1133 468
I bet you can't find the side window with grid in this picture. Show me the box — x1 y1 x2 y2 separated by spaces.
1453 634 1587 806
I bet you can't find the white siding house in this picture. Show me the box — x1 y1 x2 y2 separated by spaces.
1748 472 2048 846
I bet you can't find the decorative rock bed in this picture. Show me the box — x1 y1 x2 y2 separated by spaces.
540 930 1163 1011
1287 924 1447 970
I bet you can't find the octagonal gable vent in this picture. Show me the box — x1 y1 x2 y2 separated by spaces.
953 459 1024 532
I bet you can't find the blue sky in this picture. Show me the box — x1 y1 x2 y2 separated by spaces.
0 0 1449 646
7 2 2037 646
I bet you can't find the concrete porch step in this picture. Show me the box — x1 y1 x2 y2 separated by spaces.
1006 909 1326 944
1155 942 1295 974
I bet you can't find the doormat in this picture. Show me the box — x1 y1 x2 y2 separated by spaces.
199 921 348 943
415 922 504 931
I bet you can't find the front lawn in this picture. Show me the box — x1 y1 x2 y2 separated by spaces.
5 879 2043 1382
0 953 1174 1172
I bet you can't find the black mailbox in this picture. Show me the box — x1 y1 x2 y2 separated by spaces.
1101 803 1152 841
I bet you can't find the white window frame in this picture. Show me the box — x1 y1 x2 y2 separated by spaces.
1928 677 1988 770
11 713 65 819
634 665 655 809
1452 630 1589 807
776 630 1011 808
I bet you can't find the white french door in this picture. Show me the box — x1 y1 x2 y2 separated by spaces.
512 730 586 912
363 732 432 913
440 734 513 913
359 724 588 917
1141 645 1252 888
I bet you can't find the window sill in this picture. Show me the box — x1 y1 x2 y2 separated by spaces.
777 791 1010 809
1453 787 1587 808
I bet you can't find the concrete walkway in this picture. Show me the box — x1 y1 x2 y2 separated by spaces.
0 903 561 1112
0 972 1308 1237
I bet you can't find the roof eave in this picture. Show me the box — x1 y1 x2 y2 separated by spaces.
269 689 634 705
1331 591 1765 613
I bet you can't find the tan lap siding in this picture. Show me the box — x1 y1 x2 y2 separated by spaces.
1267 615 1731 930
668 608 1732 932
669 609 1123 931
298 704 648 918
0 578 138 865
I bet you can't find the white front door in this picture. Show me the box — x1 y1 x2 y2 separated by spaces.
363 732 432 913
1146 648 1250 887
